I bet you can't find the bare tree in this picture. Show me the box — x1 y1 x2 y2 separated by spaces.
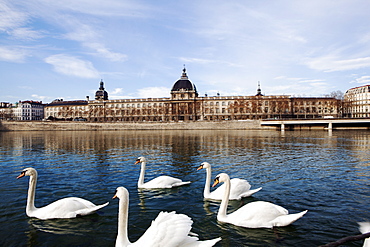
324 90 344 100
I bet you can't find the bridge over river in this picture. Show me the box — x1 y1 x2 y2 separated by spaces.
261 118 370 131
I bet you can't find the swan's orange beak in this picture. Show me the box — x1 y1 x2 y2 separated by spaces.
134 160 140 165
17 172 25 179
196 165 203 171
112 194 118 199
212 177 220 187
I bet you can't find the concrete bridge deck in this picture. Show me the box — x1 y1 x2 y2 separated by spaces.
261 118 370 131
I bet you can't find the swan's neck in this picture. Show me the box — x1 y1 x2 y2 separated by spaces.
218 178 230 219
26 174 37 215
138 161 146 187
203 167 211 198
116 193 130 247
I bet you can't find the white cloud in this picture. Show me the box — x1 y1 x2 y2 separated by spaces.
137 87 170 98
269 76 331 96
306 56 370 72
110 88 124 95
35 0 151 18
44 54 99 78
0 46 28 62
86 43 127 62
62 21 127 62
62 22 98 42
31 94 49 101
18 85 33 90
10 27 44 40
0 1 28 31
179 57 242 68
351 75 370 84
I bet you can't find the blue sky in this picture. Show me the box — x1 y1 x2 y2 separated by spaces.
1 0 370 103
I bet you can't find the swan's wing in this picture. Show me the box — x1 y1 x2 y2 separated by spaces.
226 201 290 228
133 211 220 247
34 197 108 219
143 176 190 189
207 178 255 200
359 222 370 247
132 211 194 246
359 222 370 234
228 178 251 199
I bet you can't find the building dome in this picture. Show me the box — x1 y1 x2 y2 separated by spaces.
171 67 197 92
95 79 108 100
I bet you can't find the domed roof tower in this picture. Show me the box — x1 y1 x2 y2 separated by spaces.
95 79 108 100
171 67 198 100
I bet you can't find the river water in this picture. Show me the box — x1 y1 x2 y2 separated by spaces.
0 130 369 247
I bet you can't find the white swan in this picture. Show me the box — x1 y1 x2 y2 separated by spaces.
359 222 370 247
212 173 307 228
135 157 191 189
197 162 262 200
17 167 109 220
113 187 221 247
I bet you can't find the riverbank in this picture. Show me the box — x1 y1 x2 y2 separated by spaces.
0 120 269 131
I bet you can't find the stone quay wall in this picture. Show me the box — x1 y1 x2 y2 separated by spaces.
0 120 270 131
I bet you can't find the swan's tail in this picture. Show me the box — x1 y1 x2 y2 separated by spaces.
181 237 221 247
75 202 109 216
239 187 263 198
95 202 109 211
173 181 192 187
198 237 222 247
271 210 308 227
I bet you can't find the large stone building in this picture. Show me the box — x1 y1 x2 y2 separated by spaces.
343 85 370 118
44 99 88 120
44 68 341 122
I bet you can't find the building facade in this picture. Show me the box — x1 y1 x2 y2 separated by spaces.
14 100 44 121
0 102 14 120
44 99 88 120
44 68 340 122
343 85 370 118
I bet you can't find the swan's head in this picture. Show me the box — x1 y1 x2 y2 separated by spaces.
197 162 211 171
17 167 37 179
113 187 129 200
212 173 229 187
135 156 146 164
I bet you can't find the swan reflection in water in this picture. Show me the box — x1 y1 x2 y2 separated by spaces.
28 217 100 235
137 188 169 210
203 198 246 216
216 220 296 246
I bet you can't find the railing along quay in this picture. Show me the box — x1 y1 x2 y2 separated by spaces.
260 118 370 131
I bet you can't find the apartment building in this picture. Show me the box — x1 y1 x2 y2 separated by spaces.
13 100 44 121
343 85 370 118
